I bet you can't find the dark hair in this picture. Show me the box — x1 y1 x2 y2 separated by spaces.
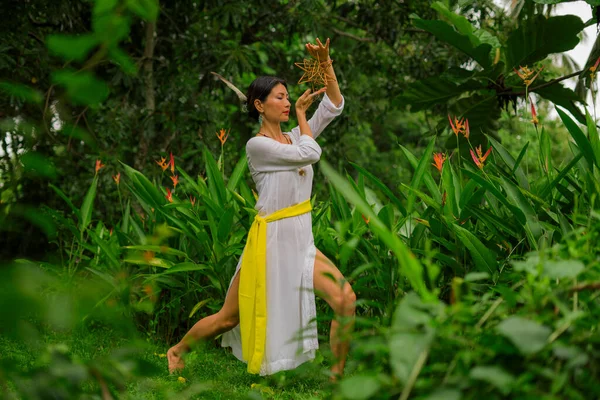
245 76 287 121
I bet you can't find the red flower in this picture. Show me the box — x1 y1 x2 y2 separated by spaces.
448 115 469 138
361 214 370 224
170 174 179 188
590 56 600 73
95 159 105 174
530 101 539 126
169 152 175 174
514 65 544 87
470 145 492 170
216 128 230 145
156 157 169 171
112 172 121 185
432 152 447 173
165 187 173 203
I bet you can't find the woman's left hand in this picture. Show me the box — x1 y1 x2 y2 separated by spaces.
306 38 330 62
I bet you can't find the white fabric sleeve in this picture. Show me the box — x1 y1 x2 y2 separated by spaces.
246 135 322 172
289 93 345 141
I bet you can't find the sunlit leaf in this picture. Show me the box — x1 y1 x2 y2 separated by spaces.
496 316 551 354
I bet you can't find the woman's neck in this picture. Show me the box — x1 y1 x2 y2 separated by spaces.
259 119 284 139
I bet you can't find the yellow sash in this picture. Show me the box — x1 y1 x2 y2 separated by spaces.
239 198 312 374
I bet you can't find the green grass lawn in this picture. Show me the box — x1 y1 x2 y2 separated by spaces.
0 325 338 399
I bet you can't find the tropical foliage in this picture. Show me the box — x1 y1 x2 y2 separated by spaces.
3 0 600 398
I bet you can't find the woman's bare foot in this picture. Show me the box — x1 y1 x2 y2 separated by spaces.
167 346 185 374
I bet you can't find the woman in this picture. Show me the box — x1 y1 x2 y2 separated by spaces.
167 38 355 379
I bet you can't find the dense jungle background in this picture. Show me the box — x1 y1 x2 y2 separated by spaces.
3 0 600 398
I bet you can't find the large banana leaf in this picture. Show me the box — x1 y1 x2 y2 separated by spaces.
505 15 584 70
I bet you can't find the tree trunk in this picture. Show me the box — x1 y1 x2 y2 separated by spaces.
136 21 156 170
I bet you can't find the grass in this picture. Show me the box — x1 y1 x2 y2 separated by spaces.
0 324 337 399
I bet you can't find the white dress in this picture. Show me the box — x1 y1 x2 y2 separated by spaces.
221 93 345 375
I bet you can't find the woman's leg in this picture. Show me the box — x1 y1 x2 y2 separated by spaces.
167 270 241 373
313 248 356 379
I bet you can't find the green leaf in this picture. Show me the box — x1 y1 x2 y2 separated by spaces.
125 0 159 21
442 161 459 220
88 230 120 269
0 82 43 104
320 160 430 298
389 293 440 383
227 152 248 192
398 146 441 204
92 13 130 46
539 152 583 198
124 256 174 269
586 109 600 169
188 299 212 318
449 92 501 140
423 388 462 400
350 162 408 216
395 76 480 111
108 46 138 75
49 183 81 220
123 245 188 258
539 127 552 174
470 366 515 395
450 223 497 273
496 316 551 354
412 18 492 68
217 208 234 243
408 138 437 213
462 169 526 225
52 70 109 106
120 162 166 207
94 0 119 14
161 262 209 275
542 260 584 279
505 15 584 69
46 34 99 62
21 152 57 180
499 177 543 247
556 106 596 170
80 174 99 233
339 375 382 400
488 137 529 190
203 147 227 208
537 82 586 124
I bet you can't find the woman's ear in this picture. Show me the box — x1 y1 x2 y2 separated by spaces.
254 99 264 114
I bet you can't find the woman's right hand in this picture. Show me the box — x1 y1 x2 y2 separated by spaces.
295 87 327 117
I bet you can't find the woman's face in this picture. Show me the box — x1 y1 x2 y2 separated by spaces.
256 83 291 123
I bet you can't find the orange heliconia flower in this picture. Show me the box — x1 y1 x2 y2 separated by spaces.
190 196 196 206
112 172 121 185
448 115 469 138
590 57 600 81
169 152 175 174
514 65 544 87
216 128 230 145
432 152 447 173
156 156 169 171
170 174 179 188
165 187 173 203
470 145 492 170
95 159 105 174
530 101 539 127
590 56 600 73
361 214 370 224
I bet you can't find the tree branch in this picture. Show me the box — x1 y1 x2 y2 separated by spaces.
499 70 584 96
331 28 375 43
